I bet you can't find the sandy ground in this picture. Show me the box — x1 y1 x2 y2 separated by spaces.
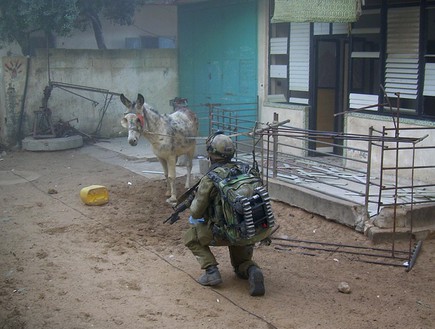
1 145 435 329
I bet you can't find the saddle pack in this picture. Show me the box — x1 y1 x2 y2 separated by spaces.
207 162 275 245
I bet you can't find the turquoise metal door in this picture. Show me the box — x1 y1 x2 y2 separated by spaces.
178 0 258 136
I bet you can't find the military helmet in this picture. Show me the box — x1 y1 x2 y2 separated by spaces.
206 131 235 160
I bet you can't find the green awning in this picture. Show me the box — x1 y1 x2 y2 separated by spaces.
271 0 361 23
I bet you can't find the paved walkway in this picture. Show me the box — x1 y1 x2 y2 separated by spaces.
81 137 203 180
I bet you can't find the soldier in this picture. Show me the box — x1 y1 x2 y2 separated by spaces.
183 132 265 296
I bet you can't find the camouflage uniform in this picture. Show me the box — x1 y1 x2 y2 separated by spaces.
183 161 258 279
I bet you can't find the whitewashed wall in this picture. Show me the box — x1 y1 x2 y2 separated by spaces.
261 103 309 156
2 48 178 145
345 113 435 183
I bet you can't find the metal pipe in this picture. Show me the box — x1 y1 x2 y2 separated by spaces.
272 113 278 178
50 81 121 95
274 246 406 267
273 243 409 260
365 126 373 216
272 236 410 253
406 240 423 271
391 92 402 257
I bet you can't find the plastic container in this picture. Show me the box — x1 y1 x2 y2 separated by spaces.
80 185 109 206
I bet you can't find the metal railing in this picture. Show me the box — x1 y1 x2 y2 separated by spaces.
368 126 435 213
208 107 435 221
205 104 435 270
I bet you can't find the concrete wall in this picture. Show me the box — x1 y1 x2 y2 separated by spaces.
1 48 178 146
261 102 310 156
345 113 435 183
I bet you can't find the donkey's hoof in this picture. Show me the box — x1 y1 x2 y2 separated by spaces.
165 191 172 197
166 197 177 206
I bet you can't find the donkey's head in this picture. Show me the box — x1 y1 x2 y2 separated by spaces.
120 94 145 146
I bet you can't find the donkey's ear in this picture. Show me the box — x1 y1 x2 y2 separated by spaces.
120 94 132 108
137 94 145 107
121 117 128 128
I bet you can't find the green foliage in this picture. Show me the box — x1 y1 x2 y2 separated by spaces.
18 0 79 35
0 0 79 54
0 0 79 37
0 0 146 55
101 0 142 26
74 0 144 30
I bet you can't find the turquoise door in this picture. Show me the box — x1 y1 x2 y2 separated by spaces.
178 0 258 136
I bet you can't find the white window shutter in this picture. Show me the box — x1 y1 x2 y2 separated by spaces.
270 65 288 78
314 23 329 36
332 23 348 35
385 7 420 100
424 63 435 97
349 93 379 110
289 23 310 93
270 37 288 55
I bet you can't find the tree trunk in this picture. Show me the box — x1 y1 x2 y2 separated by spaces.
45 31 56 48
16 35 30 57
87 11 107 50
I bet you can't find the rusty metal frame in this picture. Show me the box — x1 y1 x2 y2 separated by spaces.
207 101 433 271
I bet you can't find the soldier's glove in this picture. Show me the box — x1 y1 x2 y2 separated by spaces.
188 216 205 225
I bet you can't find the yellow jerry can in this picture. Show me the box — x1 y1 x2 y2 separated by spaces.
80 185 109 206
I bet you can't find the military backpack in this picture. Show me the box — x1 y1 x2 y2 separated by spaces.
207 162 275 245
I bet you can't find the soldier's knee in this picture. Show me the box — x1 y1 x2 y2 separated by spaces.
183 227 198 247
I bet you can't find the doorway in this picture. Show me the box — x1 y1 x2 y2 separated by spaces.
178 0 258 137
312 38 348 155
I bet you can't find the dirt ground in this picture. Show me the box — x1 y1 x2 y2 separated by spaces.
1 146 435 329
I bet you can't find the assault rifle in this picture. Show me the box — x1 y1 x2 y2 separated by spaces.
163 162 221 225
163 180 200 224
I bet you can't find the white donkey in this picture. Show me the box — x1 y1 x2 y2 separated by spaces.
120 94 198 204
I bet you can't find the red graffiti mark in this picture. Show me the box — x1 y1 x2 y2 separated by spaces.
4 59 23 79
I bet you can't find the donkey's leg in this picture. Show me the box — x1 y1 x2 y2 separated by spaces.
158 157 171 197
166 155 178 204
184 148 195 189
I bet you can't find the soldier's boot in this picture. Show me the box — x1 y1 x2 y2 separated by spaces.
248 266 265 296
198 265 222 286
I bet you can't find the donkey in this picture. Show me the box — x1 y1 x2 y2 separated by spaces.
120 94 198 204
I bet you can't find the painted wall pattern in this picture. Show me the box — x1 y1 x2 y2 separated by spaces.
2 57 27 145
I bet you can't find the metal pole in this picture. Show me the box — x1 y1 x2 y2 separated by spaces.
365 126 374 215
392 92 401 257
377 126 386 215
408 141 417 261
266 130 271 186
272 112 279 178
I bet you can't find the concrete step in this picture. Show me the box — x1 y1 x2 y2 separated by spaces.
366 225 435 243
22 135 83 151
267 178 367 233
